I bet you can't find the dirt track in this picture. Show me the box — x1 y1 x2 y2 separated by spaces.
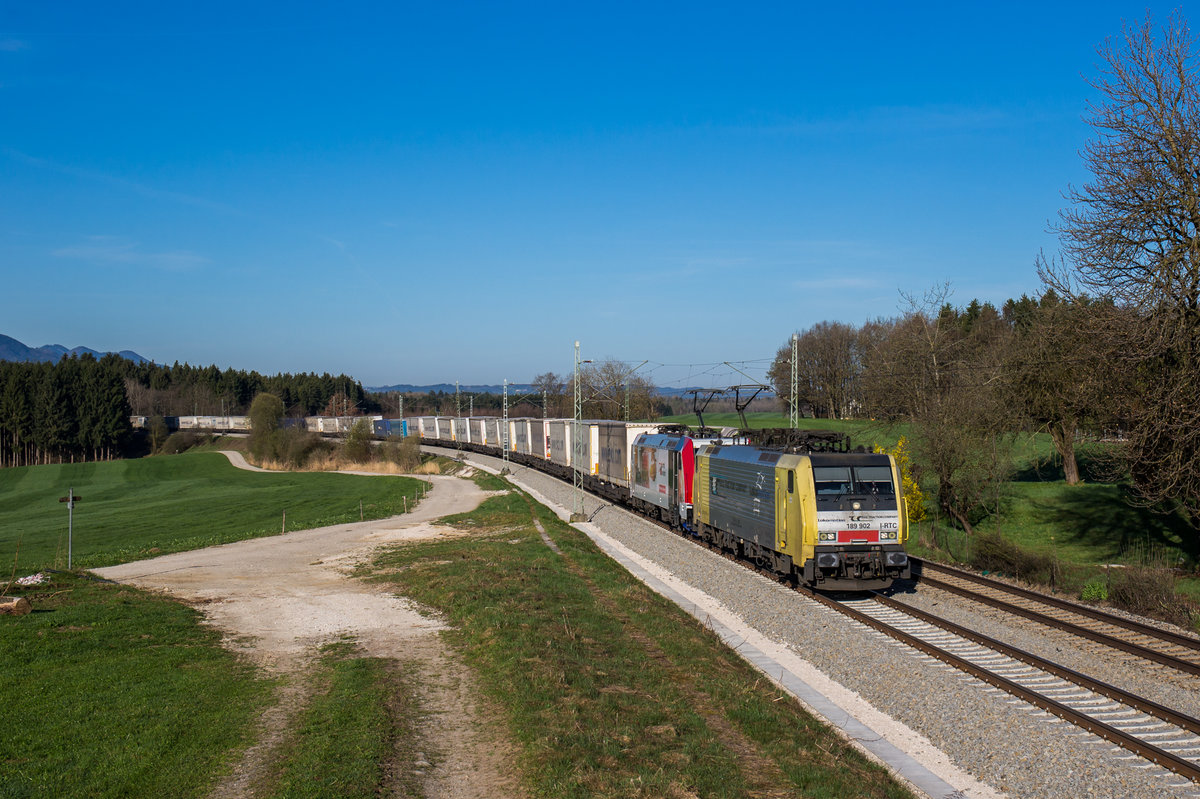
95 456 524 798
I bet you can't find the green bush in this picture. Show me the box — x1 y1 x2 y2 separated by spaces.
342 419 373 463
248 392 284 460
1080 577 1108 602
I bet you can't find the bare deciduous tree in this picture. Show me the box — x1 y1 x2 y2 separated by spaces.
569 358 657 420
864 287 1015 536
1043 12 1200 524
767 321 863 419
531 371 567 416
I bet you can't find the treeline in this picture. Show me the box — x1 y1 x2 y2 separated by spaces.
0 356 381 468
383 361 666 421
0 354 132 467
763 287 1190 535
122 361 374 418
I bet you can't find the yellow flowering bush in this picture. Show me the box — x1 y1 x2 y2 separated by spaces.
876 436 927 523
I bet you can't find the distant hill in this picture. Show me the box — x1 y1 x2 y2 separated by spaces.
0 333 151 365
368 382 775 398
369 383 536 395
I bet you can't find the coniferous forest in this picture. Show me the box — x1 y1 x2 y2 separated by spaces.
0 355 371 468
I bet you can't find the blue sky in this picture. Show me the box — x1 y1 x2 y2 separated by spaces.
0 2 1188 389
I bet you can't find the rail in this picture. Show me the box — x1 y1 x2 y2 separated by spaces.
803 588 1200 782
912 557 1200 676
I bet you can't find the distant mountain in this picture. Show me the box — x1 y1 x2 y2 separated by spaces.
0 333 152 365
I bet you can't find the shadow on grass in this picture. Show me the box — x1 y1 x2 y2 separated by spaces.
1045 486 1200 566
1011 447 1116 484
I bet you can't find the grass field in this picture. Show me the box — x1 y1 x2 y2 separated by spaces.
0 452 426 572
0 453 426 798
0 571 274 799
365 486 914 798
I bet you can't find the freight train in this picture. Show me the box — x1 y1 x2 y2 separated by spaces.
130 412 910 589
413 416 910 591
130 415 410 438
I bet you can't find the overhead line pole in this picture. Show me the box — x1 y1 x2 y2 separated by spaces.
572 341 592 521
790 333 799 429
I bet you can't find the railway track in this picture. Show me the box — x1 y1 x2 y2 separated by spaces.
625 501 1200 782
911 557 1200 677
800 588 1200 783
592 482 1200 781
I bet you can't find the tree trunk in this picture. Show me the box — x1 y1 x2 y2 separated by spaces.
945 504 974 537
1051 420 1081 485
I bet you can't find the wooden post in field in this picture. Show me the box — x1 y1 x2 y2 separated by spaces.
282 509 286 534
360 500 363 521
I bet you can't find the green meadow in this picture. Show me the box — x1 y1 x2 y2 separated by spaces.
0 452 426 571
1 453 427 799
1 571 274 799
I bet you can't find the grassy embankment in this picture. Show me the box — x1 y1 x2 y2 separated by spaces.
0 451 427 570
661 412 1200 609
363 484 914 798
1 452 426 799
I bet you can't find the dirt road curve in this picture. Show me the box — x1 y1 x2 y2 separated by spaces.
95 456 523 798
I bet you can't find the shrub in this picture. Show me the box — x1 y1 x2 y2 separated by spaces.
1108 566 1195 627
278 427 322 468
159 431 204 455
382 435 422 471
342 419 374 463
877 436 927 523
248 393 284 460
968 532 1058 584
1080 577 1108 602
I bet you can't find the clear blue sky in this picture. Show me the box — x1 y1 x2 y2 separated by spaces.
0 2 1186 389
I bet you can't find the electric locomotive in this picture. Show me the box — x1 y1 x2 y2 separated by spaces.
692 431 909 590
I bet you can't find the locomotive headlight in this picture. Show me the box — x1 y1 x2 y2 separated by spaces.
852 501 861 510
879 530 897 540
819 532 836 541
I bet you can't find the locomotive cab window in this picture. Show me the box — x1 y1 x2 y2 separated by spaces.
853 466 895 496
814 465 895 496
813 466 852 495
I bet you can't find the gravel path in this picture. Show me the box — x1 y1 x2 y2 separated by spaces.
460 449 1200 799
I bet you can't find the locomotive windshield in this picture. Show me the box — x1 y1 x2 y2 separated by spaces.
853 465 894 495
813 466 852 496
813 465 894 496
